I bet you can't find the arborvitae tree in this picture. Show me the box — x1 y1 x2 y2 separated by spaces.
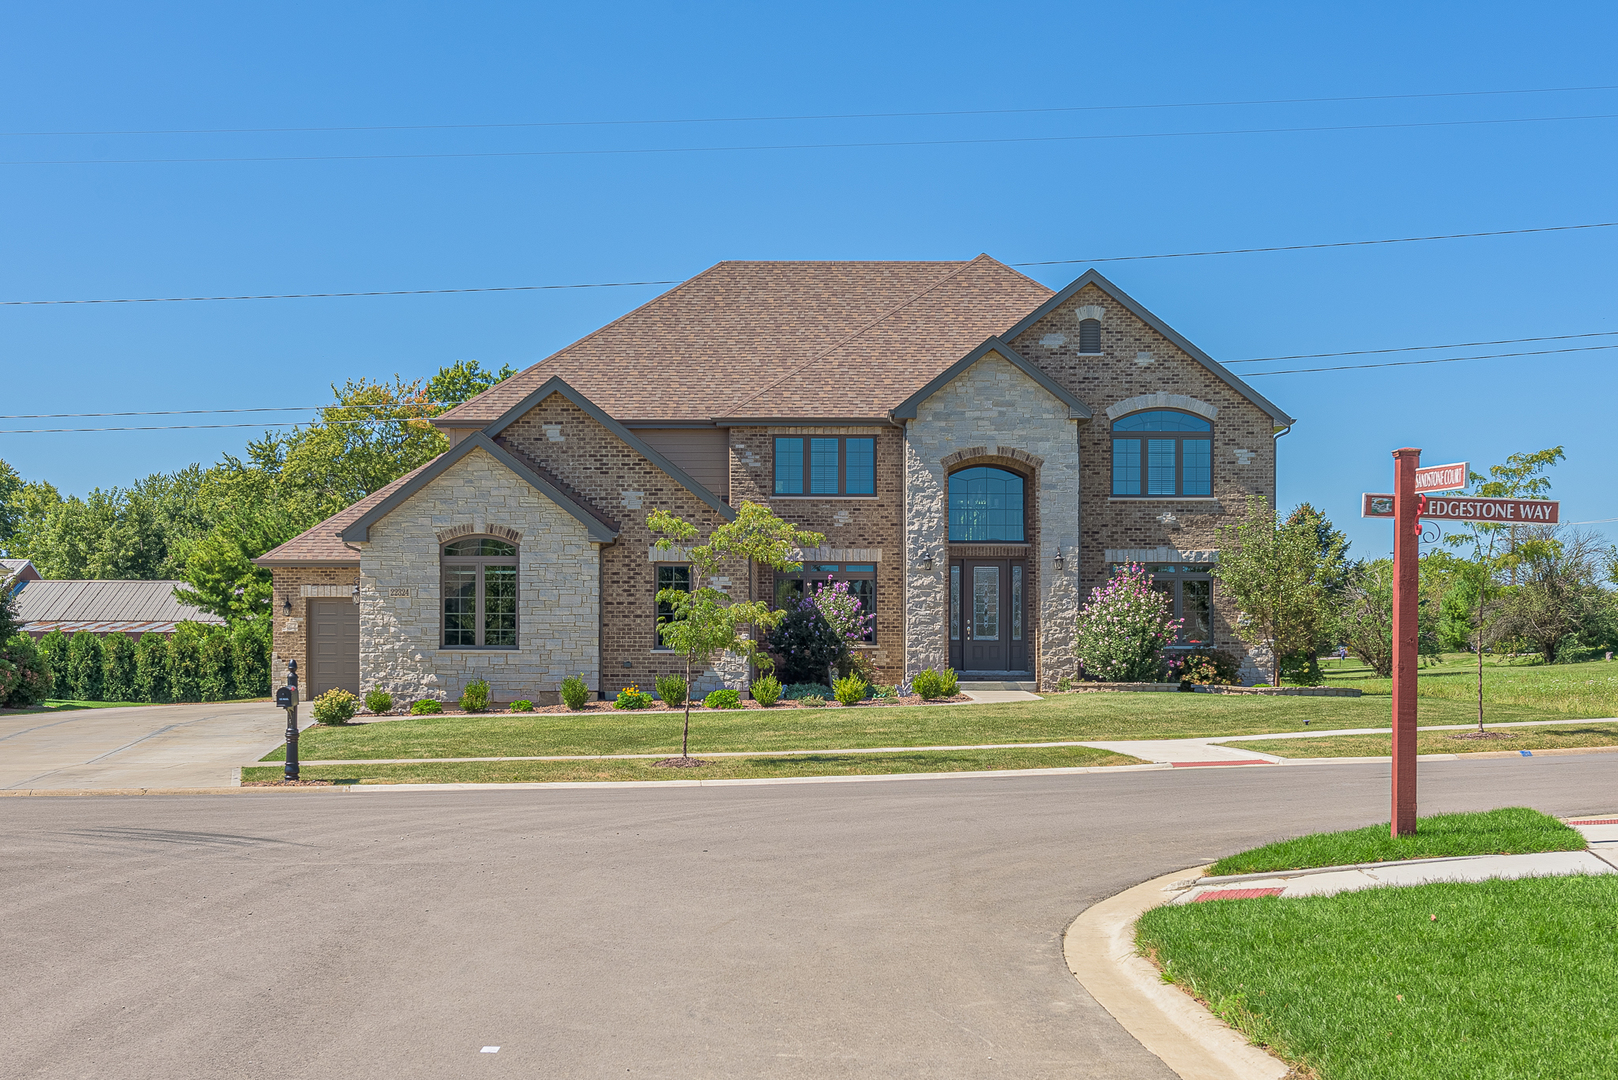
39 630 70 695
199 630 235 702
167 625 204 702
134 633 171 702
229 619 271 698
102 632 138 702
66 631 105 701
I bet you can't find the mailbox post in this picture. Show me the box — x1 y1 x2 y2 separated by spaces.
275 659 300 781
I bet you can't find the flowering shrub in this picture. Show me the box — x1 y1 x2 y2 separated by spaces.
614 684 653 710
766 577 873 685
1177 648 1243 687
1074 563 1183 682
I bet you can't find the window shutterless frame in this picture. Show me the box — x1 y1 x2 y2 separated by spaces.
1110 410 1213 497
441 537 519 648
773 436 877 496
653 564 691 649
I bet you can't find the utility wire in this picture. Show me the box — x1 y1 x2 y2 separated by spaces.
1226 329 1618 364
0 404 460 419
9 83 1617 137
1242 342 1618 376
0 418 438 434
5 111 1618 166
6 221 1615 307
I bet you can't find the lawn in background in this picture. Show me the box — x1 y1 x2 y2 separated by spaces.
1206 808 1585 876
242 744 1139 784
259 692 1570 763
1319 652 1618 717
1136 874 1618 1080
1224 723 1618 760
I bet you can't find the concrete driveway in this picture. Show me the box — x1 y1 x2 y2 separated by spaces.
3 755 1613 1078
0 701 293 790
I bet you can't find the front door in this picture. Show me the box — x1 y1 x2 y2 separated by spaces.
949 559 1028 673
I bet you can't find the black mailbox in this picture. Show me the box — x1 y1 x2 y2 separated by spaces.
275 686 294 708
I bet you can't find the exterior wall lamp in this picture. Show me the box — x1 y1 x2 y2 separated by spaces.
919 551 934 571
282 597 292 616
1053 546 1065 570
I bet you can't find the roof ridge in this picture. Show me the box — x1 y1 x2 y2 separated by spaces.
717 255 997 417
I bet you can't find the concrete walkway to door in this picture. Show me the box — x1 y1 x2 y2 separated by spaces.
0 701 304 791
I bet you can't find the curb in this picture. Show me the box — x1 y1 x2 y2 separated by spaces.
1064 866 1290 1080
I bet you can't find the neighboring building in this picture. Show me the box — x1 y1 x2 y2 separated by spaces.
3 558 43 594
10 579 225 638
257 260 1293 702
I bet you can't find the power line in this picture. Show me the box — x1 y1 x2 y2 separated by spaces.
9 83 1617 137
1243 342 1618 376
0 418 435 434
7 221 1615 307
1226 329 1618 365
6 111 1618 166
0 404 459 419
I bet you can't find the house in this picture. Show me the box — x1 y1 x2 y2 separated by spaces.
256 259 1293 702
2 558 43 594
10 578 225 638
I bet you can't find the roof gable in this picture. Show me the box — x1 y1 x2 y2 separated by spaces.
890 337 1092 421
479 377 736 520
1001 269 1295 428
339 433 619 544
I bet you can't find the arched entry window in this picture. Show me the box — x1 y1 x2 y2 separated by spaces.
948 467 1025 542
1111 410 1212 496
442 536 518 648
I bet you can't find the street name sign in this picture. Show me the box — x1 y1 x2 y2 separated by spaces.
1361 493 1560 523
1414 461 1467 494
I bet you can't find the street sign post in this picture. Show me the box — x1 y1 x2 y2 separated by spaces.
1364 455 1561 837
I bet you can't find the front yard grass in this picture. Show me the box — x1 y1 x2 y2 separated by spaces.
1136 874 1618 1080
1319 652 1618 717
242 744 1139 784
1221 721 1618 761
1205 807 1586 876
260 692 1572 763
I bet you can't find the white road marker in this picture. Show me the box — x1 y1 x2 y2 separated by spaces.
481 1046 500 1053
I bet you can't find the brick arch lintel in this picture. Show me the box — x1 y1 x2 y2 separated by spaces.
436 522 523 545
940 446 1045 472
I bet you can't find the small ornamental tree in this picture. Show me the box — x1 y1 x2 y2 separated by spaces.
650 501 824 764
1214 496 1335 687
1073 563 1183 682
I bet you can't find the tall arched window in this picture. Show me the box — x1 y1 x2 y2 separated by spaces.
442 536 518 648
948 467 1025 542
1078 318 1103 354
1111 410 1212 496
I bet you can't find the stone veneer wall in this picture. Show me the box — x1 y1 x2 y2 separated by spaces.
904 350 1082 688
353 447 601 705
269 565 361 700
1007 282 1280 683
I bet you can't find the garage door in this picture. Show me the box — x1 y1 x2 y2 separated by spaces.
309 598 360 697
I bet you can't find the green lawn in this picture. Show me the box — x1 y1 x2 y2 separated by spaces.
1136 874 1618 1080
1224 722 1618 760
242 744 1138 784
1319 652 1618 717
258 692 1579 763
1205 808 1586 876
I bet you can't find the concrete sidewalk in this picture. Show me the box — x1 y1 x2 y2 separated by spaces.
1170 818 1618 903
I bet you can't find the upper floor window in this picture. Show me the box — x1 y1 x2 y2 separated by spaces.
774 436 876 496
1111 410 1212 497
441 537 518 648
948 466 1025 542
1078 318 1103 354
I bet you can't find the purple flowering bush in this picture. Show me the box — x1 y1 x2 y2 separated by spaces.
765 577 875 685
1074 563 1183 682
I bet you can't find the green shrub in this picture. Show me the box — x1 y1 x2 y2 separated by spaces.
102 632 138 702
1 634 54 707
39 630 69 694
614 684 653 710
1177 648 1243 687
799 693 826 707
411 698 443 715
66 631 105 701
364 688 394 714
832 673 868 706
781 682 833 699
655 673 688 708
510 699 535 713
1056 675 1073 692
134 633 170 702
937 668 959 697
230 619 271 698
312 688 359 724
703 687 741 710
167 626 204 702
560 674 591 710
199 630 235 701
1074 563 1181 682
751 674 782 706
912 668 947 700
459 678 491 712
765 603 846 684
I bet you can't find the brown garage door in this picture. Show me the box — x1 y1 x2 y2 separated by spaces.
309 598 360 697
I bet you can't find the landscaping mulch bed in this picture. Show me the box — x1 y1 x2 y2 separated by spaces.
354 693 973 720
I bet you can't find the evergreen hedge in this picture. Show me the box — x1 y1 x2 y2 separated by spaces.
103 632 138 702
135 633 171 702
67 631 105 701
13 618 274 707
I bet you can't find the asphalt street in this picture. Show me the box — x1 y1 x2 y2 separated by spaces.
4 756 1614 1079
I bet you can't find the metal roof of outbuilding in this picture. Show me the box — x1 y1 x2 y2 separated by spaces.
11 579 224 631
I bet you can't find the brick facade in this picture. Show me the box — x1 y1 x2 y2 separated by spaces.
269 565 361 701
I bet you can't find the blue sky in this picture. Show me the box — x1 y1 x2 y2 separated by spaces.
2 2 1615 560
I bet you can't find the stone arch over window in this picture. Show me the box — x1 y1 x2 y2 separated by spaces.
1109 409 1213 497
441 534 519 648
1104 393 1218 423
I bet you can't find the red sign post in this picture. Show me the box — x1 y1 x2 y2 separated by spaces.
1390 450 1421 837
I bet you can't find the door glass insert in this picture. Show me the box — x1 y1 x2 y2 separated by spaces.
1011 565 1023 641
950 566 961 641
972 566 1000 641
